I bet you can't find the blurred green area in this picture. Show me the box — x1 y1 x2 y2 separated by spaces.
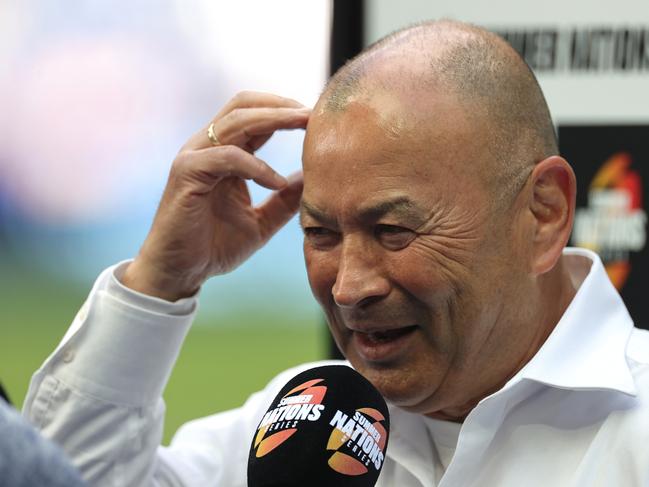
162 323 323 444
1 263 326 444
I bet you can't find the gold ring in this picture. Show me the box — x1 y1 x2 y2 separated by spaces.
207 122 220 146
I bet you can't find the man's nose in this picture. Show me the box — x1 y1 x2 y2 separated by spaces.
332 238 390 308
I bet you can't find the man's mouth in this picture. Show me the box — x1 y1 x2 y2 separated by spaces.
361 326 418 343
350 325 418 362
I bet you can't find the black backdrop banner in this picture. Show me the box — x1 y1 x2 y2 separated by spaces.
327 0 365 360
560 125 649 329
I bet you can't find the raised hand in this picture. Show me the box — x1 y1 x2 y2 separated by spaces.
121 91 310 301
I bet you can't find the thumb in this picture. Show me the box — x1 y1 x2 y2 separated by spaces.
256 171 303 242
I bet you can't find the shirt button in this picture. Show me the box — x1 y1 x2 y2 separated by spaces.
76 301 89 322
62 349 75 363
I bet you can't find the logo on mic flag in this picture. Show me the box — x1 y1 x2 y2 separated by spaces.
253 378 327 458
327 407 388 474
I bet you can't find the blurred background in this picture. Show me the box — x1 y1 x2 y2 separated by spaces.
1 0 648 444
0 0 332 443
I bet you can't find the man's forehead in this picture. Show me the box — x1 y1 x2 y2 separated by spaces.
310 81 472 154
303 71 490 217
305 87 478 177
312 90 409 141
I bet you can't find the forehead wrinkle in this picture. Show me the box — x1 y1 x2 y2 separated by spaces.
300 196 430 227
356 196 426 222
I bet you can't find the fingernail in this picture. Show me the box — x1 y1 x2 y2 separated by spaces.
274 173 288 186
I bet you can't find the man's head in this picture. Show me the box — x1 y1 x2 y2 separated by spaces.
300 20 576 419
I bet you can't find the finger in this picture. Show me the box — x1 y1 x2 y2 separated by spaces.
183 92 306 151
256 171 304 242
212 107 310 151
215 91 305 120
187 106 310 152
247 133 273 153
177 145 288 193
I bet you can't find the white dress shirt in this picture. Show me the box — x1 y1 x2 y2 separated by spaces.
23 248 649 486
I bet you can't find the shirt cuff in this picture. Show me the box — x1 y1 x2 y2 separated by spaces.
110 260 198 316
45 261 199 407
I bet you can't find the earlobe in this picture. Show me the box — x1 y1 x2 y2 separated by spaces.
528 156 576 275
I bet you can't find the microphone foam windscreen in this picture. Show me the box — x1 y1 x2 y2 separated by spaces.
247 365 390 487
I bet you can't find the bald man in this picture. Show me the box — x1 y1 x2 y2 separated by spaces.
24 20 649 486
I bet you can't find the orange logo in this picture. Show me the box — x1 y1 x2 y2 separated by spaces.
572 152 646 289
326 408 388 475
253 379 327 458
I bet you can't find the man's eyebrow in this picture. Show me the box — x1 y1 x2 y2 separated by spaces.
300 201 336 226
300 197 427 225
356 197 425 221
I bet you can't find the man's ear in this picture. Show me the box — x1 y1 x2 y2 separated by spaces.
528 155 577 275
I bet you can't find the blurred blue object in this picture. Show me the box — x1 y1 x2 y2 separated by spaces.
0 1 331 326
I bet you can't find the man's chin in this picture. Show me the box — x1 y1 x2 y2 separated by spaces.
349 361 441 413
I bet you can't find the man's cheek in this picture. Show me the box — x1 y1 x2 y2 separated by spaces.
389 251 453 302
395 239 474 294
304 252 336 302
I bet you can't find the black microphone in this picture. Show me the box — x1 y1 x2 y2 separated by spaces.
247 365 390 487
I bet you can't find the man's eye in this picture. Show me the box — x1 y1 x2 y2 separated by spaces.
303 227 339 248
375 224 416 250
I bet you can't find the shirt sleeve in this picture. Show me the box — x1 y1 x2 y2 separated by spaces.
21 262 336 486
21 261 203 486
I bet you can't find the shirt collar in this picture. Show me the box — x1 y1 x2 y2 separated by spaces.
507 247 636 396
